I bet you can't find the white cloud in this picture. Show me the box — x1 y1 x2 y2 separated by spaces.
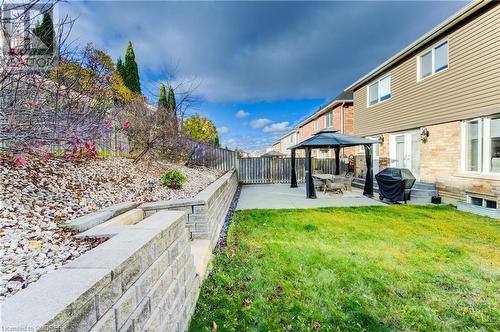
235 110 249 118
59 1 464 102
220 135 274 153
217 126 229 134
263 121 290 133
250 118 273 129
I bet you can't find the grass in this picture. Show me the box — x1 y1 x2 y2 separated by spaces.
189 205 500 331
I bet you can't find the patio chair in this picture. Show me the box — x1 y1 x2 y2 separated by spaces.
313 177 325 192
343 172 354 191
324 177 343 194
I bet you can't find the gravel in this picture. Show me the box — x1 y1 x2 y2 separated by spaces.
216 185 242 249
0 156 224 301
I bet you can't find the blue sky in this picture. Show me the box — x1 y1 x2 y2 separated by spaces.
60 1 466 153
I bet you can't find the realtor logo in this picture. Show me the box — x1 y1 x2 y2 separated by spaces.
0 0 58 71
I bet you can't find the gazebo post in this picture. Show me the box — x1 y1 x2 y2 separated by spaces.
290 148 297 188
305 147 316 198
334 147 340 175
363 144 374 197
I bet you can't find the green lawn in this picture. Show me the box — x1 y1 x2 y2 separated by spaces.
189 205 500 331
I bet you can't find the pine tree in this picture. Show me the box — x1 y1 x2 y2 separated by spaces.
167 85 176 116
158 84 168 109
32 11 54 55
116 57 126 80
123 41 141 93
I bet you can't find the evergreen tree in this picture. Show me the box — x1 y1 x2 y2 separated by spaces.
123 41 141 93
116 57 126 80
32 11 54 55
167 85 176 116
158 84 168 109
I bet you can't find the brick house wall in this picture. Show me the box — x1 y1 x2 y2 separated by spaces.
297 103 355 159
356 122 500 204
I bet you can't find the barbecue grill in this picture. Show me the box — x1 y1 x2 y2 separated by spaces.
375 168 416 203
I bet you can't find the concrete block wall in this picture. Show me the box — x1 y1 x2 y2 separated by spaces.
140 170 238 248
1 211 200 332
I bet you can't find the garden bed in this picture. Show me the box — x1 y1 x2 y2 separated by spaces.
190 205 500 331
0 156 224 301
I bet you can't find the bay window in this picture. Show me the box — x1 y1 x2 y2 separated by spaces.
367 74 391 106
463 116 500 174
418 40 448 80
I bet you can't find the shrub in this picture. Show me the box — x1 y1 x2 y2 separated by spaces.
98 149 113 158
160 169 188 189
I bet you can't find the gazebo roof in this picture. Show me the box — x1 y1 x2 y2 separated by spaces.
290 127 379 149
261 150 285 157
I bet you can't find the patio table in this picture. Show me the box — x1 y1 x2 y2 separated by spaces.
312 174 335 180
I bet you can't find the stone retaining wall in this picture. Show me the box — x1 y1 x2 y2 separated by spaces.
140 170 238 248
1 211 200 331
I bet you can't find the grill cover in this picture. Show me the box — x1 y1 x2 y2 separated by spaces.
375 168 416 203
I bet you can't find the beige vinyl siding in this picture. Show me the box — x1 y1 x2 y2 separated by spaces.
354 3 500 136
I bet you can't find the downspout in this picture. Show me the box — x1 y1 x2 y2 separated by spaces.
340 101 346 166
340 101 346 134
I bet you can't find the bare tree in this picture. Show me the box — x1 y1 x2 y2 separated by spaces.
0 1 122 157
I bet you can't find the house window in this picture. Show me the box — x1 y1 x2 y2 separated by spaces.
468 195 497 209
490 118 500 172
367 75 391 106
462 116 500 174
465 120 481 172
325 111 333 128
418 40 448 80
314 119 319 131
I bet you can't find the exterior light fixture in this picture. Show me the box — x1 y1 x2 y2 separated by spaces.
421 128 430 143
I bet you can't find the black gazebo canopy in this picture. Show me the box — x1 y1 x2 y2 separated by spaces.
289 127 378 199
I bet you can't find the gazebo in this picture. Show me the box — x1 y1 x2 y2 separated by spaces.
289 128 378 199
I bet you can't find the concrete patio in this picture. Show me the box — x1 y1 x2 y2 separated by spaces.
237 183 385 210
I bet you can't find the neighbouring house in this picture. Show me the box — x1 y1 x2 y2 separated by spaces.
347 0 500 208
270 91 354 159
0 2 54 57
271 129 298 157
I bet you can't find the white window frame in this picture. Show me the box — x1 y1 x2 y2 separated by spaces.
461 118 483 174
325 111 333 128
366 74 392 107
313 119 319 131
460 116 500 177
466 195 497 209
417 39 449 81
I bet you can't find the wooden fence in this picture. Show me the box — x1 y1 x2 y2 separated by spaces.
189 142 238 171
188 143 352 184
238 157 349 184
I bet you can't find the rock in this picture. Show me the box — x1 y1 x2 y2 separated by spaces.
0 156 223 299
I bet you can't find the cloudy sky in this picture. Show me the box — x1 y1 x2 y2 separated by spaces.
59 0 466 153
